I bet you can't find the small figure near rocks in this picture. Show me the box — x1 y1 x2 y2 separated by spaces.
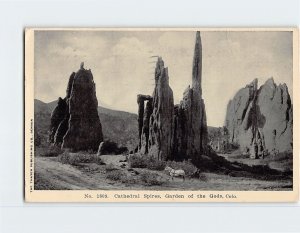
80 62 84 70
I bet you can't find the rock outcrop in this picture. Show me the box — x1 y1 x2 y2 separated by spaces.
137 94 152 152
49 97 68 143
173 31 208 161
225 78 292 154
137 31 208 162
147 58 174 160
49 64 103 151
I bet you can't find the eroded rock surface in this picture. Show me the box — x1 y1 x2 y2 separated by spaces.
137 31 208 162
147 58 174 160
225 78 292 154
49 64 103 151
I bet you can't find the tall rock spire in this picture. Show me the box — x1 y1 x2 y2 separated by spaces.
192 31 202 96
49 64 103 151
173 31 208 162
136 32 208 163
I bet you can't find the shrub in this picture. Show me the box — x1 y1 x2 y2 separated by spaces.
198 173 208 182
40 146 63 157
129 155 166 171
105 170 139 185
166 160 197 177
140 171 164 186
146 157 166 171
58 152 102 165
106 170 126 181
129 155 148 168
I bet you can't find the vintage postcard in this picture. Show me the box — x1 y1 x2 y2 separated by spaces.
25 28 299 202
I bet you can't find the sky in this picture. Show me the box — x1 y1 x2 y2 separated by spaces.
34 30 293 127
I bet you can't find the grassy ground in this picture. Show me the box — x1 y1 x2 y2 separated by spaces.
34 149 292 191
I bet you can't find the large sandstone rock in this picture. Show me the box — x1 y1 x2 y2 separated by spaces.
147 57 174 160
173 31 208 161
137 31 208 162
225 77 292 154
257 78 292 153
49 64 103 151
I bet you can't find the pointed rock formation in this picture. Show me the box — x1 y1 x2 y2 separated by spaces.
173 32 208 161
49 97 68 143
225 78 292 154
148 57 174 160
137 31 208 162
49 64 103 151
137 94 152 154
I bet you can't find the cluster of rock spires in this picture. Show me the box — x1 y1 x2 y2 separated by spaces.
225 78 293 155
47 31 292 161
49 63 103 151
137 31 208 162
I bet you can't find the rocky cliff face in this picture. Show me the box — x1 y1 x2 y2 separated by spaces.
137 31 208 162
225 78 292 154
49 64 103 151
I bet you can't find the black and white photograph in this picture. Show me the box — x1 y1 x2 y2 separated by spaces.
25 28 298 202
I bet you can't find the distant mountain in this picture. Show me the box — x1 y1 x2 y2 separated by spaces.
34 99 139 150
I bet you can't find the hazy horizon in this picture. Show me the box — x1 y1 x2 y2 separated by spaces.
34 30 293 127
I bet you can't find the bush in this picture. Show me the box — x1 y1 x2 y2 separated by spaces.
105 170 139 185
129 155 166 171
146 157 166 171
128 155 148 168
140 171 164 186
166 160 197 177
198 173 208 182
106 170 126 181
40 146 63 157
58 152 102 165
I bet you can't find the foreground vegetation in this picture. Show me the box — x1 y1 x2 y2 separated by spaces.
34 145 293 191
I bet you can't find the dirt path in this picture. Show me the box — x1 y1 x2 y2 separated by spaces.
35 157 123 190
